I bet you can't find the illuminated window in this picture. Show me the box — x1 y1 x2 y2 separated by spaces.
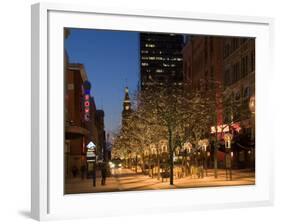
156 57 163 60
149 57 155 60
142 56 148 60
142 63 148 66
156 69 163 73
145 43 155 48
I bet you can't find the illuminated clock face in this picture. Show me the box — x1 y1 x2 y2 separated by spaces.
125 105 129 110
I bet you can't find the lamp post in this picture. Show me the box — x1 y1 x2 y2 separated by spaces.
150 144 157 178
159 139 168 182
202 139 209 176
224 133 233 180
184 142 192 177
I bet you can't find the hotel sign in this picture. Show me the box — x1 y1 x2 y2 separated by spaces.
84 94 90 121
83 80 91 122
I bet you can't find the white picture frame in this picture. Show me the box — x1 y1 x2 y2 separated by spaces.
31 2 275 221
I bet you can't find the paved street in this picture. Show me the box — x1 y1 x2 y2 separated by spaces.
65 168 255 194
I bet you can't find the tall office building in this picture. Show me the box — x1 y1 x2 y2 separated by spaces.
140 33 184 89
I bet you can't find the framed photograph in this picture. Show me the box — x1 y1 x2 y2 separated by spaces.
31 2 274 221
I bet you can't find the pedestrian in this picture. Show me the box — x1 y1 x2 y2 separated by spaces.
71 165 78 178
80 164 86 180
92 163 97 187
101 162 107 185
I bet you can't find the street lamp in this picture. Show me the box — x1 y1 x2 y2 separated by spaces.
202 139 209 176
150 144 157 178
224 133 233 149
224 133 233 180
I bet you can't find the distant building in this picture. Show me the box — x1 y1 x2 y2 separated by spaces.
140 33 184 89
122 87 132 125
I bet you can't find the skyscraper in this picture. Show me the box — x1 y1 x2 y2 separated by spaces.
140 33 184 89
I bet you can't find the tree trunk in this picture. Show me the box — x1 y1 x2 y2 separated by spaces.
157 153 160 180
135 155 138 173
168 127 174 185
214 146 218 178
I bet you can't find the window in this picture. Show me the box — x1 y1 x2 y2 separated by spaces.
250 51 255 72
235 92 241 101
224 69 230 86
243 87 250 98
145 43 155 48
156 69 163 73
241 55 249 76
231 38 239 52
224 43 230 58
232 62 240 83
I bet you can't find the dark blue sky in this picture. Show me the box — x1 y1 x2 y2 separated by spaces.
65 28 140 134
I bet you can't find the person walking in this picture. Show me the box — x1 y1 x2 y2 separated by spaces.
71 165 78 178
80 164 86 180
92 163 97 187
101 162 107 185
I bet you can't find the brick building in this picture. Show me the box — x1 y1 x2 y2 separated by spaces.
182 35 224 125
64 63 105 177
222 37 255 146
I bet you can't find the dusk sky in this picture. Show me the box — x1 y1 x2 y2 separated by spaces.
65 28 140 134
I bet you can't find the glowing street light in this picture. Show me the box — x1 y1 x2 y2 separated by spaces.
224 133 233 149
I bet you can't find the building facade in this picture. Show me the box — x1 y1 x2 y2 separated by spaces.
182 35 224 125
140 33 184 89
222 37 255 141
64 63 106 178
65 63 90 178
182 35 255 168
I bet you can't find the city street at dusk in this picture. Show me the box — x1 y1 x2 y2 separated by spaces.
64 28 255 194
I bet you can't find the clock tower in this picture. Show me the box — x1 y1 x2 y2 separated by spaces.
122 87 132 124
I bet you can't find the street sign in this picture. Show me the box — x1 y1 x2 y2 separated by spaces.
87 141 96 150
86 151 96 162
86 151 96 157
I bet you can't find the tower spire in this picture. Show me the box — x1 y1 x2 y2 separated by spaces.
122 87 132 125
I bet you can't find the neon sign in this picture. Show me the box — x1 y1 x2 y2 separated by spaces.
84 94 90 121
83 81 91 122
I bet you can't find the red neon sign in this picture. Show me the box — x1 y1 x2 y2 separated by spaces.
84 94 90 121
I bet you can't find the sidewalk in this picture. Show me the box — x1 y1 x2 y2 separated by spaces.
65 168 255 194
